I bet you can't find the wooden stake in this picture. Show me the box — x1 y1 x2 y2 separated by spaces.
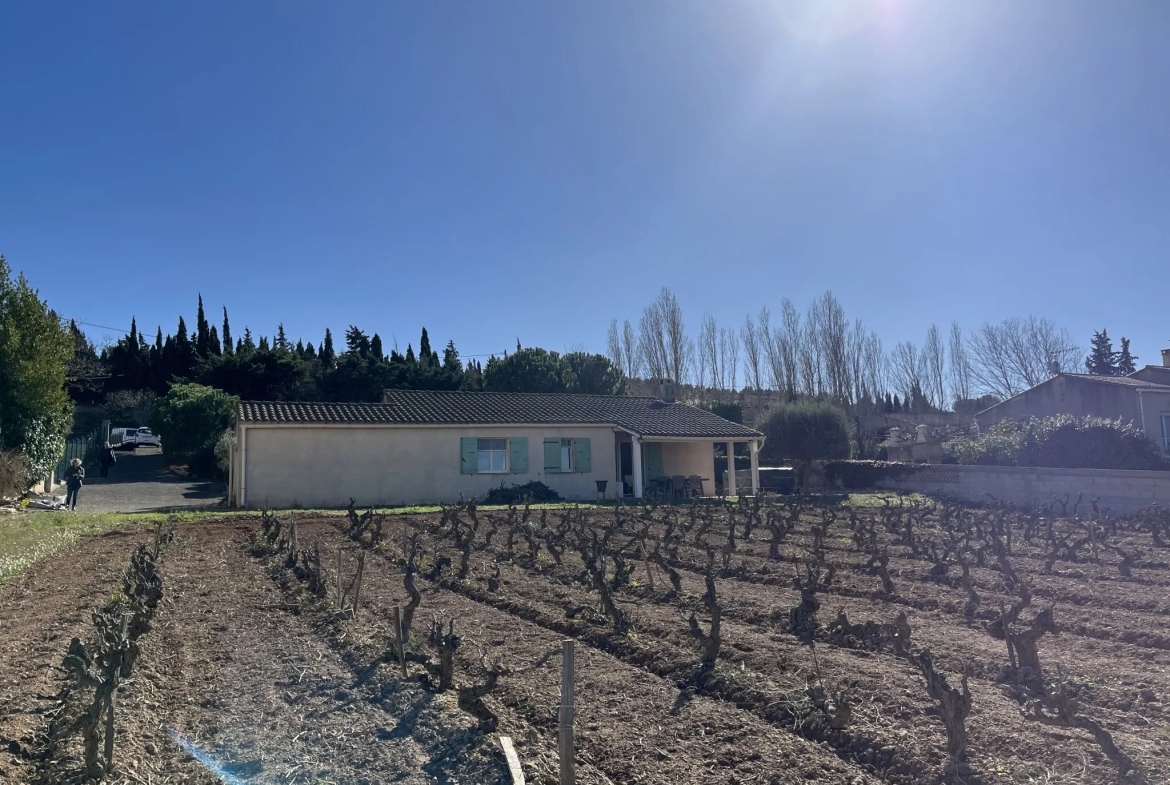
639 541 655 591
392 605 407 678
352 553 365 618
499 736 526 784
559 639 575 785
336 548 344 609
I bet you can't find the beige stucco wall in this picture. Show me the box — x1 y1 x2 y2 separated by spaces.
976 376 1144 430
1141 390 1170 456
235 424 620 508
658 440 717 496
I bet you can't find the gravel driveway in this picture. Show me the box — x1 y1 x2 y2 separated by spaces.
73 447 225 514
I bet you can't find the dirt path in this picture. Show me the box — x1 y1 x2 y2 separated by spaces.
110 520 507 785
0 528 148 782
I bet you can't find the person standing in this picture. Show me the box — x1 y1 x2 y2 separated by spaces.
99 442 116 478
65 458 85 511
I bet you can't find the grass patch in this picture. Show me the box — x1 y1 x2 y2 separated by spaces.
0 509 226 584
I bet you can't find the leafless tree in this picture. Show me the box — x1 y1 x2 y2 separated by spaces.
718 325 739 392
890 341 922 401
798 301 823 396
863 331 886 401
740 312 763 394
812 291 850 402
699 313 719 390
639 288 692 384
621 319 641 379
760 306 783 392
606 319 623 374
847 319 867 405
779 299 801 398
967 316 1079 398
923 324 947 410
949 322 972 402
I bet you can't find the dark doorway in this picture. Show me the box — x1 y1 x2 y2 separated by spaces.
619 442 633 495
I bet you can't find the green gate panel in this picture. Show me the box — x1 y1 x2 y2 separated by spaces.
574 437 591 472
510 437 528 473
460 437 477 474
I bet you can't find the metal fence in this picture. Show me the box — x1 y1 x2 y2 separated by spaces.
53 421 110 486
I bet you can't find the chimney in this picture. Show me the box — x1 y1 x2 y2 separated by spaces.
1162 348 1170 368
658 379 676 403
916 424 929 444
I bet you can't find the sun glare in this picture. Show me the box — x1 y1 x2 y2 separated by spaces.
772 0 888 42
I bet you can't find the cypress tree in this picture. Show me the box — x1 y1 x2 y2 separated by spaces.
154 327 163 354
405 343 415 364
209 325 222 356
305 341 317 359
1118 337 1138 375
371 333 384 361
258 336 270 352
320 328 335 367
1085 329 1118 375
892 394 902 412
241 327 255 354
222 307 233 355
195 295 210 356
276 323 288 351
419 328 433 366
295 338 305 357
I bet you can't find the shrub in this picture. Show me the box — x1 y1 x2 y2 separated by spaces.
823 461 927 489
214 429 233 477
949 415 1168 471
102 389 157 427
150 383 238 476
946 420 1024 466
1018 415 1167 471
18 416 68 483
758 401 850 484
481 481 562 505
0 450 31 498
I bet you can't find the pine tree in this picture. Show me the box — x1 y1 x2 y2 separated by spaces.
370 333 383 361
305 341 317 359
241 327 255 355
258 336 270 352
209 325 222 356
344 326 370 357
1085 329 1119 375
1118 337 1138 375
195 295 210 357
320 328 335 367
405 344 416 364
222 307 233 355
275 323 288 351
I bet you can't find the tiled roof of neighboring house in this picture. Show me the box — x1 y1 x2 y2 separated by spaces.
1061 374 1170 389
238 390 762 439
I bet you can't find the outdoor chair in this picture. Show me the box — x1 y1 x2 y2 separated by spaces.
671 475 686 499
686 475 704 498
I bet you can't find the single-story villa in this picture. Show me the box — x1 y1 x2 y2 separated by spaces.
228 389 763 508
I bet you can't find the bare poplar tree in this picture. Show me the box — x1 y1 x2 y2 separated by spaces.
740 312 763 394
699 314 719 390
923 324 947 410
639 288 692 384
621 319 641 379
779 299 801 398
798 301 823 396
863 331 887 401
718 326 739 392
847 319 867 405
759 306 784 392
638 303 668 381
815 291 850 402
890 341 922 401
606 319 623 374
949 322 971 402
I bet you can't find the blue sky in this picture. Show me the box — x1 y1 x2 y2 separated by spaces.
2 0 1168 365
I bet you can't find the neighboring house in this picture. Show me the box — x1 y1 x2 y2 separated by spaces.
228 389 762 508
975 349 1170 457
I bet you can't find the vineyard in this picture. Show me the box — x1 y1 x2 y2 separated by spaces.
2 494 1170 784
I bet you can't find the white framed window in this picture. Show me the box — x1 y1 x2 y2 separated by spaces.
477 438 508 473
559 438 574 472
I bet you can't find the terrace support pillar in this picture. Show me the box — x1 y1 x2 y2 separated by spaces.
632 437 644 499
750 440 760 496
726 441 737 497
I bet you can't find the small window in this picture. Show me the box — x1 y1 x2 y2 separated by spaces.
477 438 507 473
559 438 573 472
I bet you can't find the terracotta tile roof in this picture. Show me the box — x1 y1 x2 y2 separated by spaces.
238 390 761 439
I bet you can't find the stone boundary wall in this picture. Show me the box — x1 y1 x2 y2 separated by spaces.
876 464 1170 515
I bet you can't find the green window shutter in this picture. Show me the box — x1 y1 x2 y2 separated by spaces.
574 437 591 472
543 437 561 471
510 437 528 473
645 442 663 479
460 437 477 474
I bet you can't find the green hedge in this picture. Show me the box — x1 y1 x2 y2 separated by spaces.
823 461 927 489
949 415 1167 471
